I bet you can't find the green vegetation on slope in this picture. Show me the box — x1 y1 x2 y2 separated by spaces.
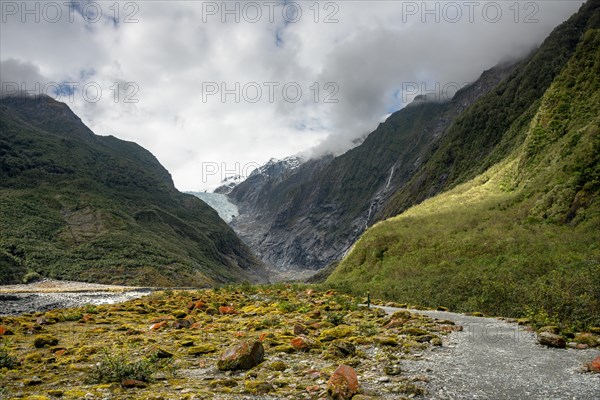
327 27 600 331
0 96 266 286
381 0 600 219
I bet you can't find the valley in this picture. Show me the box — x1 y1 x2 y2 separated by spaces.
215 0 600 333
1 0 600 398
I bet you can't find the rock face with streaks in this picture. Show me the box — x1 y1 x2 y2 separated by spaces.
228 62 517 275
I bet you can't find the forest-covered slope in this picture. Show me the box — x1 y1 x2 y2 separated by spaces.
328 24 600 330
0 96 267 286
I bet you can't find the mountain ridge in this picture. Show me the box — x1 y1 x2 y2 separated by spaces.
227 0 600 280
229 61 519 273
327 12 600 329
0 95 268 286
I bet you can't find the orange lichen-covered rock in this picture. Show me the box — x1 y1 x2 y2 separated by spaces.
0 325 14 335
148 321 168 331
589 355 600 373
290 336 312 351
217 340 264 371
327 364 359 400
219 306 236 315
187 300 206 310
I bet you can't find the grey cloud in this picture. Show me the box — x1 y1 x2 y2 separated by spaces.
305 1 585 158
0 1 585 190
0 58 47 96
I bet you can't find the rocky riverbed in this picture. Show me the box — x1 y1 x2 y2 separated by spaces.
0 286 455 399
0 280 151 316
379 307 600 399
1 284 598 399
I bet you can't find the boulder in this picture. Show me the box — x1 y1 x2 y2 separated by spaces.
290 336 313 351
219 306 236 315
384 364 401 376
589 355 600 373
574 333 599 347
320 325 355 341
0 325 13 335
33 335 58 348
293 323 308 335
268 361 287 371
537 332 566 348
332 340 356 356
327 364 359 400
244 380 273 394
217 340 264 371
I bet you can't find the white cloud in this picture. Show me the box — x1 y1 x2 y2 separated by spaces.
0 0 584 190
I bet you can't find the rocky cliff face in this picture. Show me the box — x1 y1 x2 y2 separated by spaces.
228 62 518 275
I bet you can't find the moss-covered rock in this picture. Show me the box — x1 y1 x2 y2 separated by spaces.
574 333 599 347
327 364 359 400
217 340 264 371
244 380 274 394
320 325 356 341
537 332 566 348
33 335 58 348
374 336 399 346
188 344 218 355
267 360 288 371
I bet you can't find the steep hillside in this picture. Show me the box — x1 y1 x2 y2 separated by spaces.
230 64 516 273
230 0 599 277
328 27 600 330
0 96 268 286
381 0 600 219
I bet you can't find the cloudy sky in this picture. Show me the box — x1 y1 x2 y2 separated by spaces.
0 0 583 190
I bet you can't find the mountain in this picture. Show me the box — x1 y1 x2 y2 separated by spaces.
327 1 600 330
0 95 268 286
229 63 517 273
213 175 245 195
228 0 600 283
229 155 333 272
